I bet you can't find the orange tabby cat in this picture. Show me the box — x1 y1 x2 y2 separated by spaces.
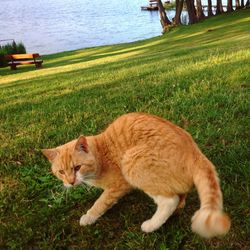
42 112 230 238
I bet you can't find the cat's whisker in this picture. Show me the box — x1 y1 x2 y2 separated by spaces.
83 173 96 180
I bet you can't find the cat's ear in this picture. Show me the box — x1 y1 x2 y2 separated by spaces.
42 149 58 162
75 135 88 153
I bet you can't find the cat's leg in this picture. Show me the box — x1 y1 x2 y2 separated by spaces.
80 187 130 226
121 146 187 232
176 194 187 212
141 194 179 233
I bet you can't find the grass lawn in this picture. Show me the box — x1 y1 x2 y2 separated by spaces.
0 9 250 250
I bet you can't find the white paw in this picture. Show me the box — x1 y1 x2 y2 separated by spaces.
141 220 157 233
79 214 97 226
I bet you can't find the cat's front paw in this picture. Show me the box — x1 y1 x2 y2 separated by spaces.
79 214 97 226
141 220 157 233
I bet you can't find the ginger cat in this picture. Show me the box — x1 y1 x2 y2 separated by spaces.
42 113 230 238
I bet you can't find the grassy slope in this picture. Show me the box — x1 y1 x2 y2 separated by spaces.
0 10 249 250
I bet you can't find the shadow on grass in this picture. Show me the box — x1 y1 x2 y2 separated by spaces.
1 49 248 113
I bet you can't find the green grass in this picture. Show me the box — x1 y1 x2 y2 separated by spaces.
0 10 250 249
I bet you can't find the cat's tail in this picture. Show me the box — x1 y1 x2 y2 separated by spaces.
191 156 231 238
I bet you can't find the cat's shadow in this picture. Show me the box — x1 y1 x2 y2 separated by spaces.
79 190 188 230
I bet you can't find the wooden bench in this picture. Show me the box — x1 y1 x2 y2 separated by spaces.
6 53 43 70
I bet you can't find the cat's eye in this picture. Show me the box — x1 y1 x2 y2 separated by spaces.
74 165 81 171
59 170 65 175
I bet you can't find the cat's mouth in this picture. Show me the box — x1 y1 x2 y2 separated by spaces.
63 178 83 188
64 183 74 188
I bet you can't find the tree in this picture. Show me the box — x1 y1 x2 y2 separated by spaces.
207 0 214 16
196 0 205 20
235 0 241 9
156 0 172 32
227 0 233 12
173 0 184 25
186 0 198 24
216 0 224 14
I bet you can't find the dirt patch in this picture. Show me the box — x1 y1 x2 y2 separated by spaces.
0 176 19 192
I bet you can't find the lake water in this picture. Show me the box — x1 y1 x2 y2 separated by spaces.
0 0 164 55
0 0 234 55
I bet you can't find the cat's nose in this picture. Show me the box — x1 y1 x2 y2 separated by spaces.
67 176 76 185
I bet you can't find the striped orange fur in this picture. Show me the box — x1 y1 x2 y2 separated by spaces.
42 112 230 238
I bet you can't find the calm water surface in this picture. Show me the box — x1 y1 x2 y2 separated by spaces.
0 0 165 54
0 0 233 54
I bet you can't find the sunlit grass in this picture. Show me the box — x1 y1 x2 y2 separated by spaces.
0 9 249 249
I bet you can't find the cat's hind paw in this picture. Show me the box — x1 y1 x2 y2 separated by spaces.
79 214 97 226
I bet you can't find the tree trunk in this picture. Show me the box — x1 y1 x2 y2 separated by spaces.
156 0 172 32
196 0 205 20
173 0 184 25
235 0 241 9
216 0 224 14
186 0 197 24
246 0 250 8
241 0 245 7
207 0 214 16
227 0 233 12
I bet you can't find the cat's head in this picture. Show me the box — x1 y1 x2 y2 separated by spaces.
42 136 98 187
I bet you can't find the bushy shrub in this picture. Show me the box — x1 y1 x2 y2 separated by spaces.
0 41 26 67
0 48 8 68
0 52 8 67
164 1 176 10
17 42 26 54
